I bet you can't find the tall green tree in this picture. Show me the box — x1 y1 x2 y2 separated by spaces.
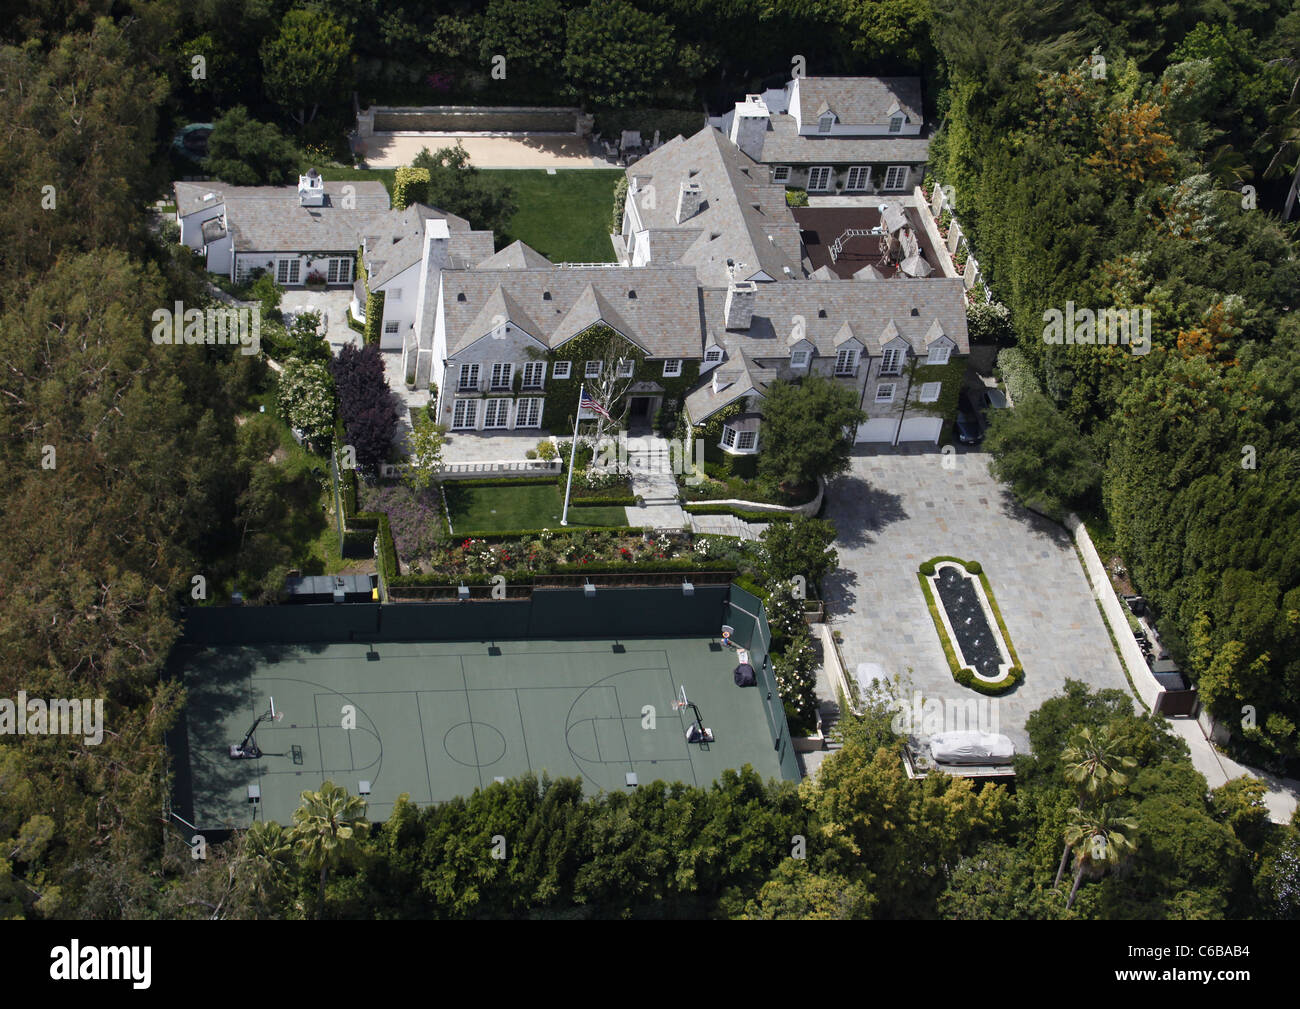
206 106 299 185
756 376 865 492
260 8 354 125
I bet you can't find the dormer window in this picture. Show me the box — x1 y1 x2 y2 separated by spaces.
704 346 723 364
881 347 904 375
889 114 905 134
929 345 951 366
791 349 810 369
818 114 834 133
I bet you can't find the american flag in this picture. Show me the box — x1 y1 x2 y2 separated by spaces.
579 390 610 419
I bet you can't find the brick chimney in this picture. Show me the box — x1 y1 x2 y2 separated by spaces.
724 279 757 330
676 181 702 223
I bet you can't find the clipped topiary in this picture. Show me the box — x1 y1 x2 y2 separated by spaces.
965 560 982 575
920 560 937 576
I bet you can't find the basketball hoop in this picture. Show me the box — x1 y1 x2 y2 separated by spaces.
272 711 284 722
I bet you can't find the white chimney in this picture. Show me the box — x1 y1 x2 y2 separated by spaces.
298 168 325 207
676 181 702 223
729 95 769 162
724 279 757 330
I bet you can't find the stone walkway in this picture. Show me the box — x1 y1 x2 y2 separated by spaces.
621 434 687 530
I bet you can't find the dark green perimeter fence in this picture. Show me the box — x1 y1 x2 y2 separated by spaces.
725 585 801 781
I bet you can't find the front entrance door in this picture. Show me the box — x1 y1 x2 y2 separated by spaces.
628 396 655 431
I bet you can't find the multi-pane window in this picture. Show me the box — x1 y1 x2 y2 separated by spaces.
818 115 834 134
881 347 904 375
521 362 546 389
883 166 909 190
457 364 480 391
834 348 858 376
483 398 511 429
585 360 602 378
490 362 513 390
889 115 904 134
721 426 737 449
616 358 635 378
807 166 832 191
277 258 301 285
384 321 400 334
452 399 477 429
662 359 682 377
791 349 810 368
919 382 942 403
389 288 402 302
704 347 723 363
772 166 791 182
327 258 352 284
515 398 543 428
845 166 871 191
929 346 951 366
553 361 572 379
737 431 757 451
875 383 896 403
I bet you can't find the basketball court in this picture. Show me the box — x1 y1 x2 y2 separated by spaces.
173 634 788 829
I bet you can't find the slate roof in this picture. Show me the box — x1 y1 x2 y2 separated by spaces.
754 115 931 165
476 240 554 270
175 180 392 253
362 203 493 286
684 352 774 421
439 267 705 358
795 77 923 127
625 128 803 286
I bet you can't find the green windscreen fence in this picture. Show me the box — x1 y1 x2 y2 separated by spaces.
725 585 801 782
180 585 731 645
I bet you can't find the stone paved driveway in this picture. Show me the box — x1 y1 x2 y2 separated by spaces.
822 446 1131 753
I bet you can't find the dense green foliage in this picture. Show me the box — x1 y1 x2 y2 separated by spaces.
932 0 1300 766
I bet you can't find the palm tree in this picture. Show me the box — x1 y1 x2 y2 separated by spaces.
1062 725 1137 804
290 781 370 917
1054 805 1139 910
242 820 293 916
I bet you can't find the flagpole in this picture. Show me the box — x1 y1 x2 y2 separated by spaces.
560 384 584 526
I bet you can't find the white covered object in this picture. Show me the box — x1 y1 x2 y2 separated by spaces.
929 730 1015 765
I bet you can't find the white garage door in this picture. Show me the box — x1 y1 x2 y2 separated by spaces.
898 416 943 443
855 418 897 443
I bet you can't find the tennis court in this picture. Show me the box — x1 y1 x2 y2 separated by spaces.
174 633 789 829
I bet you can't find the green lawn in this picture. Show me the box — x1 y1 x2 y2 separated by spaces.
447 483 627 533
479 169 622 262
293 165 620 263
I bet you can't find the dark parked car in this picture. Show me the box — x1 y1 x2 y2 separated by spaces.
955 410 982 444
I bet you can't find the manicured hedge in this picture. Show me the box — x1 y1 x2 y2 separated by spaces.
571 494 636 507
446 476 559 489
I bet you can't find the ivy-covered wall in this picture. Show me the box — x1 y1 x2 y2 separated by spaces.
538 324 700 433
694 400 759 478
909 357 968 419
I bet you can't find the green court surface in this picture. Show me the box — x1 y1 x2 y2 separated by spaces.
176 636 784 828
